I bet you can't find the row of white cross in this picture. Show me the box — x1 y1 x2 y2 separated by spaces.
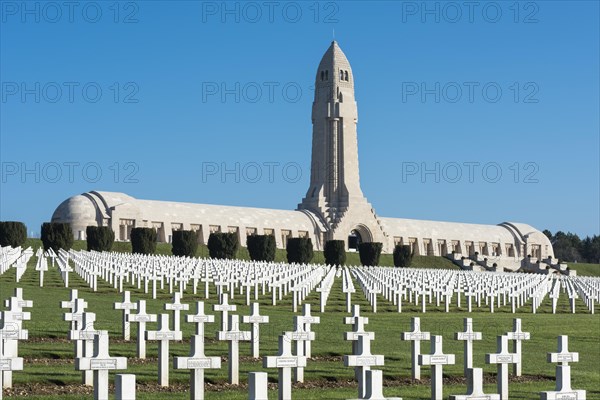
351 266 599 315
0 284 589 400
3 246 600 318
0 246 33 282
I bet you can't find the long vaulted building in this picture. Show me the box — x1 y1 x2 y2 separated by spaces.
52 41 554 270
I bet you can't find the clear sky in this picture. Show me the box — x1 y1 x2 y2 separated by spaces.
1 1 598 238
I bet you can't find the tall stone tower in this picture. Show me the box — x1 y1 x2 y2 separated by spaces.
298 41 388 250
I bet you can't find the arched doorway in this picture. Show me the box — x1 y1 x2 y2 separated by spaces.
348 229 362 252
348 225 372 251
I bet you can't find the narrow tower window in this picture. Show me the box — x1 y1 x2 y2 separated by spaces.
320 71 324 81
325 70 328 80
345 71 349 81
340 70 344 80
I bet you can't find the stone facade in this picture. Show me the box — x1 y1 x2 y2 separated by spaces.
51 41 554 269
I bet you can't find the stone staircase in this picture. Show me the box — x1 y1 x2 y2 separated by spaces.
445 253 575 276
522 256 576 276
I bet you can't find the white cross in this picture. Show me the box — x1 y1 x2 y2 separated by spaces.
401 316 430 380
114 291 138 341
146 314 182 387
419 335 456 400
1 306 30 389
64 298 87 330
287 316 316 383
60 290 87 331
165 292 189 332
449 368 500 400
296 304 320 358
217 314 251 385
505 318 530 376
454 318 482 376
263 334 307 400
75 331 127 400
419 335 455 400
213 293 236 332
344 305 375 383
485 335 519 400
126 300 157 359
187 301 215 336
344 334 385 399
4 289 33 311
540 365 586 399
0 337 23 396
242 302 269 358
174 334 222 400
68 311 100 385
547 335 579 366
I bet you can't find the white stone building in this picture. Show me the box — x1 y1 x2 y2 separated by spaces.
52 41 554 269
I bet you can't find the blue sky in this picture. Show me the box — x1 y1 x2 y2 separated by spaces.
1 1 598 238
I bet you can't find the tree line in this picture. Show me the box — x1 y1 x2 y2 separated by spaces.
543 230 599 264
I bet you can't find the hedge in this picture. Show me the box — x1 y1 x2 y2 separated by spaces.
286 237 313 264
131 227 157 255
393 244 413 268
324 240 346 266
247 234 276 262
172 230 199 257
358 242 383 266
86 226 114 252
41 222 74 253
0 221 27 247
207 232 239 259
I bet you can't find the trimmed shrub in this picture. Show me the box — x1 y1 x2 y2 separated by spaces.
286 237 314 264
41 222 74 253
393 245 413 268
324 240 346 266
0 221 27 247
86 226 115 252
207 232 239 259
131 227 157 255
172 230 199 257
247 234 276 262
358 242 383 266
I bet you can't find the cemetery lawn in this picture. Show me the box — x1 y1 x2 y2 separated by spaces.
1 246 598 399
567 262 600 277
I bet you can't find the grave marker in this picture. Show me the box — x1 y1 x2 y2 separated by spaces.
146 314 182 387
454 318 482 376
486 335 519 400
217 314 250 385
505 318 530 376
174 335 222 400
242 303 269 358
401 316 430 380
263 334 307 400
127 300 157 359
75 331 127 400
114 291 138 341
419 335 456 400
165 292 189 332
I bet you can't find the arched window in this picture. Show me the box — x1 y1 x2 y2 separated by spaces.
320 71 324 81
340 70 344 80
325 70 328 80
345 71 349 81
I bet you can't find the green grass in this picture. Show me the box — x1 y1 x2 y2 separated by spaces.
568 262 600 277
2 244 599 399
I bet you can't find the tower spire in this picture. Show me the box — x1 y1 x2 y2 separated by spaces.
298 42 386 249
